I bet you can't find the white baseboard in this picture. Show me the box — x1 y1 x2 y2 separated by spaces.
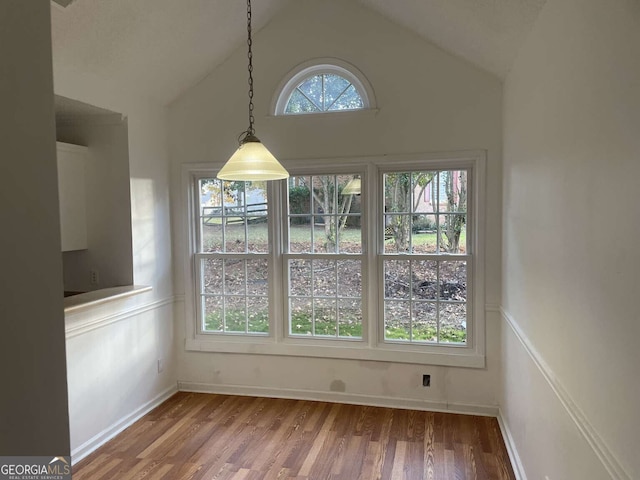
501 308 630 480
70 384 178 465
177 381 499 417
497 409 527 480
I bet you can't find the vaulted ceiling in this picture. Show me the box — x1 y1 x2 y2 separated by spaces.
51 0 547 105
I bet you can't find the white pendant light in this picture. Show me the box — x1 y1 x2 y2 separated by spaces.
217 0 288 181
342 176 361 195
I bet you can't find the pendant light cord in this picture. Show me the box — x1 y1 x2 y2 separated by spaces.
245 0 255 139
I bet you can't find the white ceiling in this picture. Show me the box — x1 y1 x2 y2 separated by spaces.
51 0 547 105
362 0 547 79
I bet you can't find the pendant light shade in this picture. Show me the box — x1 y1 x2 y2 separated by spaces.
217 0 289 181
342 177 361 195
217 135 288 181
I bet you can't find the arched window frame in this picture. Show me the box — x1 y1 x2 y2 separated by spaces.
273 58 376 116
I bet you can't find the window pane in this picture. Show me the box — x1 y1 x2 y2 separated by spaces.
384 214 411 253
203 296 223 332
384 173 411 213
289 175 360 254
201 258 223 295
439 303 467 344
440 261 466 302
289 177 312 215
338 298 362 338
289 259 311 296
338 216 361 253
323 74 350 109
337 260 361 298
285 89 321 114
289 219 312 253
200 179 224 251
312 219 332 253
384 301 411 340
298 75 323 110
313 259 336 297
439 171 467 214
314 298 337 336
224 222 245 252
329 84 364 110
412 260 438 300
201 221 223 252
199 179 270 255
247 217 268 253
287 257 362 339
290 297 312 335
247 258 268 296
312 176 335 217
412 301 438 342
412 171 437 214
411 215 437 253
246 296 269 334
223 259 245 295
438 214 467 253
224 296 247 333
384 260 411 299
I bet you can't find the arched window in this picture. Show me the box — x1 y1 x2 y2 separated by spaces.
274 60 374 116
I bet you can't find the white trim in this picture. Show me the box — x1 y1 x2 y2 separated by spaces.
485 303 500 313
185 338 484 367
181 151 487 369
272 57 376 115
501 307 631 480
65 295 176 338
177 381 498 417
497 409 528 480
70 384 178 465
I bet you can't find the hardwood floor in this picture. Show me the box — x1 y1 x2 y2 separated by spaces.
73 392 515 480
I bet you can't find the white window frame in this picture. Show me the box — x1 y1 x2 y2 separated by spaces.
181 151 486 367
272 58 376 116
281 165 369 348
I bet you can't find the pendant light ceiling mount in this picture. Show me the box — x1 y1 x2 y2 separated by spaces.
217 0 289 181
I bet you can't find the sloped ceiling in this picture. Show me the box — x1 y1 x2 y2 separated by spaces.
51 0 547 105
362 0 547 79
51 0 291 104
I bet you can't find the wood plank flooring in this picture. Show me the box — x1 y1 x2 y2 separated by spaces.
73 392 515 480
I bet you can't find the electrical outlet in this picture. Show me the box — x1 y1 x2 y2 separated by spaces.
157 359 164 374
422 374 431 387
90 269 99 285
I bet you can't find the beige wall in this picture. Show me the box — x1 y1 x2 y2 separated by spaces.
52 13 177 462
170 0 503 410
0 0 70 455
502 0 640 477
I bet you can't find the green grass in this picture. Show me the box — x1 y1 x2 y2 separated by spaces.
205 309 465 343
384 325 466 343
205 309 269 333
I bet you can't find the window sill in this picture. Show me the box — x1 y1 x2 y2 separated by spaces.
185 337 484 368
265 108 380 121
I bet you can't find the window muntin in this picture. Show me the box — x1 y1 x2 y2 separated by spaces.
382 170 469 345
285 73 364 114
197 179 270 335
274 61 373 116
186 156 484 366
285 175 363 338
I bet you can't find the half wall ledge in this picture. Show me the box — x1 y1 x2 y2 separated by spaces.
64 285 152 314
